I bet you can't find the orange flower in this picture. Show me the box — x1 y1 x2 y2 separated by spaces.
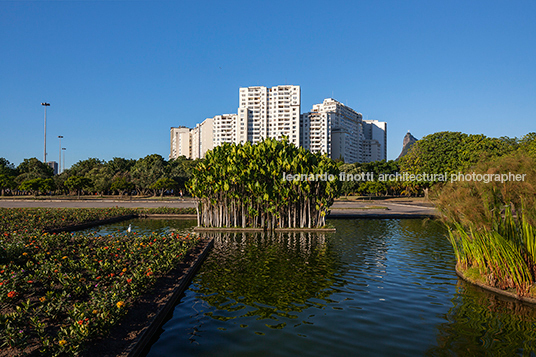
7 291 17 298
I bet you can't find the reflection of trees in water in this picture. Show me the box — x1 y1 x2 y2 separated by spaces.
426 280 536 355
81 218 197 236
193 231 343 322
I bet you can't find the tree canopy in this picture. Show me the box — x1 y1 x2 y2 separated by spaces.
399 131 516 177
188 137 341 228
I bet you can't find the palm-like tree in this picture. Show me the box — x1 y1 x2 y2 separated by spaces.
188 138 341 229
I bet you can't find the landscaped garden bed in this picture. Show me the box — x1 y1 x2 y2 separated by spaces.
0 207 203 356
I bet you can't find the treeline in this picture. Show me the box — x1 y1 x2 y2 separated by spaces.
0 155 199 197
338 132 536 197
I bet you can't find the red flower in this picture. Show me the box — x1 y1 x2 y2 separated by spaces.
7 291 17 298
127 278 132 283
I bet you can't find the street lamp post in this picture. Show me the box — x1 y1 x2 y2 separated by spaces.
41 102 50 163
62 148 66 173
58 136 63 174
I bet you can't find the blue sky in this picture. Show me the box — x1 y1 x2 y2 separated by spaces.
1 0 535 168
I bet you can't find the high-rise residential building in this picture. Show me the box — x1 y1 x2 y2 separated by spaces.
170 85 387 162
301 98 364 163
239 85 300 146
170 126 192 160
191 118 214 160
362 120 387 162
213 113 247 146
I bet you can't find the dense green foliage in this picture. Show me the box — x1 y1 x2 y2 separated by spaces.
189 138 340 228
0 208 200 355
339 160 402 196
0 155 198 197
435 148 536 295
399 131 517 177
196 232 339 317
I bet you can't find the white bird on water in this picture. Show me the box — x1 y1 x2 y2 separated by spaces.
127 224 131 233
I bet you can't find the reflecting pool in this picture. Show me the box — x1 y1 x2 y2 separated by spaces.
78 218 197 236
130 219 536 356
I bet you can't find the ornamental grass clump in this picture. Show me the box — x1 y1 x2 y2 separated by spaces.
436 152 536 295
188 137 341 229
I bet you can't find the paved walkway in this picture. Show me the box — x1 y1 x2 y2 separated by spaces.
329 200 437 219
0 198 438 218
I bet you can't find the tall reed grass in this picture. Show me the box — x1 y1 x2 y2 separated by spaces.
436 152 536 295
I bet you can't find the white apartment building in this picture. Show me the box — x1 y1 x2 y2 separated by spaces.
170 85 387 162
239 85 300 146
362 120 387 162
213 113 248 146
169 126 191 160
301 98 364 163
191 118 214 160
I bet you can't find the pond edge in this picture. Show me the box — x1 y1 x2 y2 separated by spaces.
455 264 536 306
193 226 336 233
124 237 214 357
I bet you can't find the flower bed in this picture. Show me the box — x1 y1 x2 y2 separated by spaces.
0 208 200 356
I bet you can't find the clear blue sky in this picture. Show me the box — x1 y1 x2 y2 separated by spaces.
1 0 535 168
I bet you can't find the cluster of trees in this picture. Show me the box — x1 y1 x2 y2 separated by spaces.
0 155 198 197
3 131 534 199
189 138 340 228
333 132 536 198
339 160 402 197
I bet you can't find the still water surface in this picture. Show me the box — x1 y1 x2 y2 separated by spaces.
88 219 536 355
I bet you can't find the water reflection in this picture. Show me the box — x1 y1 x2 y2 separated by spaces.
427 280 536 355
145 219 536 356
195 231 342 323
77 218 197 236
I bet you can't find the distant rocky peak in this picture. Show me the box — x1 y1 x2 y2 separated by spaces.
397 131 418 160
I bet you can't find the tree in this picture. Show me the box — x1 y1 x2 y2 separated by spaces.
168 156 197 191
399 131 515 180
18 178 55 196
19 178 42 195
131 154 167 195
189 137 341 229
67 158 104 177
0 174 15 196
0 158 16 176
87 165 113 195
64 176 92 198
110 177 135 197
151 177 178 197
519 132 536 159
16 158 53 184
0 158 16 195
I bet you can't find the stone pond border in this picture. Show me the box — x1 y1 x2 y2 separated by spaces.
455 264 536 306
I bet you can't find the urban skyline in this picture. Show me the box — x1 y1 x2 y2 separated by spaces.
171 85 386 164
